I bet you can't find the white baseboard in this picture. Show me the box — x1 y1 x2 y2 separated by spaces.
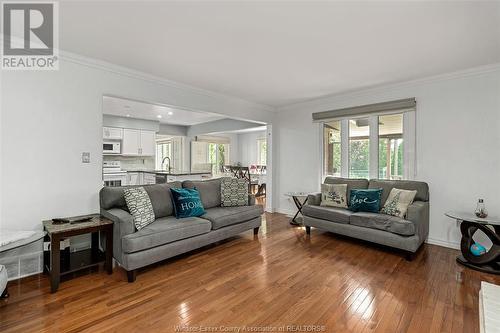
425 237 460 250
275 208 296 216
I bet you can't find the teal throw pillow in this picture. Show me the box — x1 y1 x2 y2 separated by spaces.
170 188 206 218
349 189 383 213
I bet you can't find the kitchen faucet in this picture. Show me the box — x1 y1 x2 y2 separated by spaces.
161 156 172 173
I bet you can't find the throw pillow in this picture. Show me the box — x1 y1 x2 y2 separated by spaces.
170 188 206 218
221 177 249 207
123 187 155 230
349 189 383 213
380 188 417 218
320 183 348 208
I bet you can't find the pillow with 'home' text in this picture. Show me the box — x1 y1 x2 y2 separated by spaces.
170 188 206 218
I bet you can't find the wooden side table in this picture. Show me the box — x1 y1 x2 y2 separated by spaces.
43 214 113 293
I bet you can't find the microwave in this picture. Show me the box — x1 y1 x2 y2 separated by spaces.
103 141 121 154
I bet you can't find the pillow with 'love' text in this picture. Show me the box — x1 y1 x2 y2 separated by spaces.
348 188 383 213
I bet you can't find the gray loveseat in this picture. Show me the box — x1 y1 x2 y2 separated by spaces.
303 177 429 259
99 178 263 282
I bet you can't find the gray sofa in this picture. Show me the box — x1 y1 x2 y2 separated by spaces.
303 177 429 259
99 178 263 282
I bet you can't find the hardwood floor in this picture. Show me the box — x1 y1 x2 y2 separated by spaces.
1 212 499 333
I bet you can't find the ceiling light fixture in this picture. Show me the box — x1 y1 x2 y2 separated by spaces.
157 115 162 119
167 111 173 116
126 114 131 117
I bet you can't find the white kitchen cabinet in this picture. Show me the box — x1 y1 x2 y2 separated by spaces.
103 127 123 140
140 131 156 156
121 129 155 156
143 173 156 185
127 172 142 185
122 129 141 156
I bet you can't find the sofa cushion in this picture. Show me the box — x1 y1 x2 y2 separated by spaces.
99 182 182 215
201 205 264 230
302 205 353 224
349 188 383 213
350 212 415 236
368 179 429 205
144 182 182 218
122 216 211 253
380 188 417 218
221 177 249 207
170 188 206 218
183 179 222 209
321 183 348 208
124 187 156 230
324 177 369 205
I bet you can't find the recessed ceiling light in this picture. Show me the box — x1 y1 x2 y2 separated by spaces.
167 111 173 116
157 115 162 119
126 114 131 117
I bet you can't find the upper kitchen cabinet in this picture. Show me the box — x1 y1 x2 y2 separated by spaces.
122 129 156 156
103 127 123 140
140 130 156 156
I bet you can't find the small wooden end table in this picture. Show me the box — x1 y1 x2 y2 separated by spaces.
43 214 113 293
445 211 500 275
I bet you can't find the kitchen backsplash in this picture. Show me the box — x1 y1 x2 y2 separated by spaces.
103 155 155 171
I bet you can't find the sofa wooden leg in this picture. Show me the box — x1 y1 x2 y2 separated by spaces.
253 227 259 235
127 270 137 283
305 226 311 235
1 287 9 299
404 251 415 261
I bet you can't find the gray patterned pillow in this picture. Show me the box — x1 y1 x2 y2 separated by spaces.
124 187 155 230
221 177 248 207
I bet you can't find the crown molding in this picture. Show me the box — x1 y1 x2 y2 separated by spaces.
57 50 276 113
278 62 500 111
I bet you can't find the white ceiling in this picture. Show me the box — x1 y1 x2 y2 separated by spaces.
61 1 500 107
102 96 224 126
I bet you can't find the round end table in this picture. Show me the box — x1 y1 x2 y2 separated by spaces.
445 211 500 275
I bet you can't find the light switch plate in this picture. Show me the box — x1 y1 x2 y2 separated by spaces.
82 152 90 163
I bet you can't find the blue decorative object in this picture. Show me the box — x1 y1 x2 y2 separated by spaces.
170 188 206 218
470 243 486 256
349 189 383 213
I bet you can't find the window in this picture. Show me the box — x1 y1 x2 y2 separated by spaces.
323 120 341 176
156 140 172 170
378 114 403 180
349 118 370 178
257 138 267 166
321 111 414 180
208 143 229 175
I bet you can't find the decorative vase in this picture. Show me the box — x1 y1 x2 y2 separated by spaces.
470 243 486 256
475 199 488 218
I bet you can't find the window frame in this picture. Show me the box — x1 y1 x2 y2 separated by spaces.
155 140 173 171
320 109 416 181
257 137 267 166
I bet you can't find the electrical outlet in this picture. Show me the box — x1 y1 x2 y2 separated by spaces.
82 152 90 163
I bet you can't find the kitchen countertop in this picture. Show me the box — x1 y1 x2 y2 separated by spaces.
124 170 212 176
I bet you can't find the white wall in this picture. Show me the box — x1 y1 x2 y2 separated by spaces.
0 53 272 231
274 65 500 249
237 131 267 166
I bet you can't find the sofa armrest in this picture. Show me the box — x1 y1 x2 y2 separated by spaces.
306 193 322 206
248 194 256 206
101 208 135 236
406 201 429 240
100 208 136 266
